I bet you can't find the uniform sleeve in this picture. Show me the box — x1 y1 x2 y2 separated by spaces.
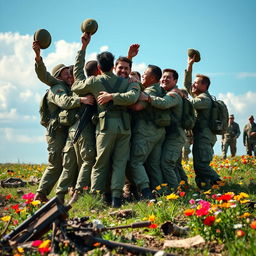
35 58 61 86
150 92 180 109
183 69 193 97
112 82 141 105
191 94 211 110
235 123 241 138
72 49 93 95
48 85 81 109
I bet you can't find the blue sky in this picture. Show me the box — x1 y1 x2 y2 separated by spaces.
0 0 256 163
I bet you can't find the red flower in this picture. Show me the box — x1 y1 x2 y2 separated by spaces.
5 194 12 200
184 209 195 216
180 191 186 197
32 240 42 247
38 247 51 255
149 223 158 229
203 216 215 226
216 194 233 202
236 230 245 237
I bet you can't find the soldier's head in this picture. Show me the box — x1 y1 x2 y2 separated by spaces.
129 71 141 81
192 74 210 95
160 69 179 91
114 57 132 78
142 65 162 87
85 60 100 77
51 64 72 86
229 114 234 124
249 115 254 123
96 51 114 73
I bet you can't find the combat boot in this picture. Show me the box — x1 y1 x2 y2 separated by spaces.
141 188 154 200
111 197 122 208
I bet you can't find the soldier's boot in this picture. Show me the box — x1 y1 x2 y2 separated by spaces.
102 192 112 206
141 188 154 200
112 197 122 208
34 192 48 203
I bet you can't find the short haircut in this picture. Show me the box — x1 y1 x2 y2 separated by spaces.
85 60 98 77
96 51 114 72
196 74 211 89
162 68 179 81
115 56 132 69
130 71 141 80
148 65 162 82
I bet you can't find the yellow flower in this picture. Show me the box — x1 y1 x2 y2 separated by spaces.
240 212 251 218
17 247 24 253
39 239 51 248
239 192 249 198
240 200 250 204
216 218 221 223
1 215 11 222
161 183 168 187
142 217 148 221
179 180 185 185
155 185 161 191
148 215 156 222
166 193 179 200
31 200 41 206
203 189 212 194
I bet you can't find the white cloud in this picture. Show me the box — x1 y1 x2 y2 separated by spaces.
236 72 256 78
132 62 147 75
100 45 109 52
3 128 44 143
0 108 18 120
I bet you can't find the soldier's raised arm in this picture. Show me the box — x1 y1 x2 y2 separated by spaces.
33 41 61 87
183 55 196 97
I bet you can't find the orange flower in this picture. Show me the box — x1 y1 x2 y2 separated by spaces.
184 209 195 216
250 220 256 229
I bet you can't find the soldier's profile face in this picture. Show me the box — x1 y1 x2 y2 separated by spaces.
160 72 177 90
192 77 206 94
115 61 131 78
142 68 153 87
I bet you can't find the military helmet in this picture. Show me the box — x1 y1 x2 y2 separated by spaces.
51 64 68 78
81 19 98 35
187 48 201 62
33 29 51 49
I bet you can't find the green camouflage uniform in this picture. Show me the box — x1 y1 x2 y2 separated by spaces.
128 84 166 191
184 70 220 188
243 122 256 156
222 122 240 158
35 81 81 196
72 49 141 198
150 87 186 189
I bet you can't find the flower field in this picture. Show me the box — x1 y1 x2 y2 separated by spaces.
0 155 255 255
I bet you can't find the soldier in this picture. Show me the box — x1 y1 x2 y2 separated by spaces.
72 32 141 207
184 55 221 190
243 115 256 156
139 69 188 190
32 41 93 202
221 114 241 159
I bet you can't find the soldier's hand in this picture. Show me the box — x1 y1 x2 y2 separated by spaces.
97 91 113 105
81 32 91 50
32 41 41 62
127 44 140 60
138 92 149 101
187 55 196 71
80 95 95 105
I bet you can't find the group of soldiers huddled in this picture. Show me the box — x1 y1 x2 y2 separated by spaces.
32 32 228 208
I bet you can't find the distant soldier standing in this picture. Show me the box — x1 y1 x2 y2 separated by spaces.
221 114 240 159
243 115 256 156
